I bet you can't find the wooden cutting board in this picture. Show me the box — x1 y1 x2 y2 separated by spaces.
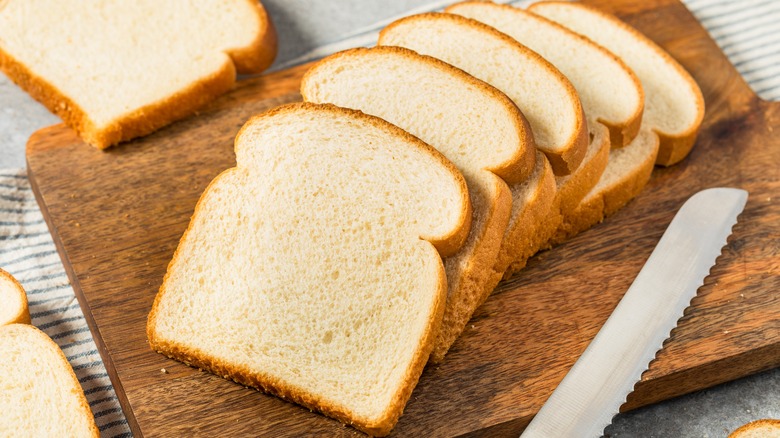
25 0 780 436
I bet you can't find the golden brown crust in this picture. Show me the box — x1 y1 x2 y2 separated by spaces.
0 268 30 325
0 1 277 149
548 103 589 176
728 419 780 438
227 0 278 73
530 1 705 165
301 45 536 184
148 102 470 436
492 152 556 281
380 12 587 176
555 129 660 242
501 121 610 278
556 123 612 219
430 174 512 362
1 324 99 437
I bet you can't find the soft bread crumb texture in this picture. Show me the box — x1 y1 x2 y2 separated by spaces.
0 0 275 147
0 324 98 437
379 12 586 175
448 1 643 148
0 268 29 326
148 103 469 435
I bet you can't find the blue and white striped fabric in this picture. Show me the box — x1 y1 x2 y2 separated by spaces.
0 170 131 437
0 1 777 437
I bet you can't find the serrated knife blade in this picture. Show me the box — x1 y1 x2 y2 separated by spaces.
520 187 748 438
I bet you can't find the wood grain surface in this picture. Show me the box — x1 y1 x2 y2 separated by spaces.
25 0 780 436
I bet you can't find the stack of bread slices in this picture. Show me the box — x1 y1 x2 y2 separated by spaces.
148 1 704 435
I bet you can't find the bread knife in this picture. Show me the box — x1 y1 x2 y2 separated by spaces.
520 187 748 438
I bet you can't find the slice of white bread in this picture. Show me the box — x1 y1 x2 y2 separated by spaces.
301 46 535 363
0 324 99 437
729 419 780 438
502 122 611 279
0 269 30 326
530 1 705 166
551 128 660 244
0 0 277 149
147 102 472 436
379 12 588 176
447 1 644 149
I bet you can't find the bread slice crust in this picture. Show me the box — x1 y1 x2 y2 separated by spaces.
379 12 588 176
553 128 660 243
503 122 611 279
0 268 30 326
0 0 277 149
530 1 705 166
148 102 471 436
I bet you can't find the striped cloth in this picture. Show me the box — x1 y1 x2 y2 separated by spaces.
0 1 777 437
0 170 131 437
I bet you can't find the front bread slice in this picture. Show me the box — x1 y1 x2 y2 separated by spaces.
147 102 471 436
0 324 98 437
301 46 535 362
0 0 276 149
0 269 30 326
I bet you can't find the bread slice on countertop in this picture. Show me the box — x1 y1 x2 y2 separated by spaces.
729 419 780 438
0 324 99 437
301 46 536 363
530 1 705 166
0 0 277 149
0 269 29 326
447 1 643 149
379 12 587 176
147 102 472 436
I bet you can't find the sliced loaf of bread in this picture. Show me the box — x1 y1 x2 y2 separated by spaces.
447 1 644 149
0 0 277 149
147 102 471 436
0 269 29 326
530 1 705 165
0 324 99 437
301 46 536 363
379 12 587 176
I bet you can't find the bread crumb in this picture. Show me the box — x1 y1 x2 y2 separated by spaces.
471 324 476 329
723 330 730 334
160 368 168 374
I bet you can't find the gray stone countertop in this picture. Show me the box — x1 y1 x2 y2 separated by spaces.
0 1 777 436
